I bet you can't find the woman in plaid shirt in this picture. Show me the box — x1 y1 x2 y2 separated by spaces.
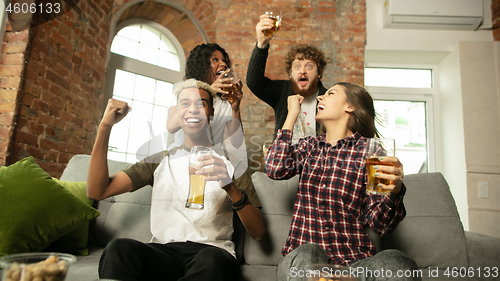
266 82 420 281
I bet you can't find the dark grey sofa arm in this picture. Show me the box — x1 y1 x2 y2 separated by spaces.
465 231 500 270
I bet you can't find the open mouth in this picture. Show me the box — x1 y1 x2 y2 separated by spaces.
317 104 325 112
185 117 204 127
299 76 308 86
216 69 227 76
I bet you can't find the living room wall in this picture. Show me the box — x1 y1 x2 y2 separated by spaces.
459 41 500 239
366 0 500 238
0 0 366 177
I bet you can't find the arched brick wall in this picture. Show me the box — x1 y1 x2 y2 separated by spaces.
112 0 211 57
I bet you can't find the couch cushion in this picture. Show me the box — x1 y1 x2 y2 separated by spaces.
60 154 133 182
61 155 154 247
90 188 153 247
244 172 299 265
0 157 100 256
65 245 103 281
241 265 279 281
396 172 468 268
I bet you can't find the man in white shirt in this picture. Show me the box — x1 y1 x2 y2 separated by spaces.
87 79 265 281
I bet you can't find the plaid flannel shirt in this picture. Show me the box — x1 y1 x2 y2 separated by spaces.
266 129 406 265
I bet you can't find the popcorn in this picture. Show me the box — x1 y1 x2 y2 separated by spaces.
4 255 69 281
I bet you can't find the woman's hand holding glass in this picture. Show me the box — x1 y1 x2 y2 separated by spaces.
374 156 404 195
365 138 404 195
211 69 243 110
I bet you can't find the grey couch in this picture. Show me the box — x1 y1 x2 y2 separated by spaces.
61 154 500 281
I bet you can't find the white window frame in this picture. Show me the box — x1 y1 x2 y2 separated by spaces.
104 19 186 162
104 19 186 104
365 64 440 173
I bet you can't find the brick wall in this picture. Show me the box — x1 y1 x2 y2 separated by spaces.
115 1 207 60
493 0 500 41
0 0 367 175
0 1 113 176
214 0 366 171
0 26 28 166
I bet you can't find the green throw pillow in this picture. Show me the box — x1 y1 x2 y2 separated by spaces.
43 179 93 256
0 157 100 257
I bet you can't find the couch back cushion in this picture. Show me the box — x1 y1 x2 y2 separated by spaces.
396 172 468 268
60 155 153 247
244 173 299 265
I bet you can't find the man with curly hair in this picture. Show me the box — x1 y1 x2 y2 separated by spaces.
167 43 245 150
247 14 328 142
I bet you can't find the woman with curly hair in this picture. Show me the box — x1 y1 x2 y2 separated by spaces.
184 43 231 85
167 43 245 153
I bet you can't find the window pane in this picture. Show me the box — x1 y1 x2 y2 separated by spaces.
365 68 432 88
155 80 175 107
140 25 161 48
113 70 136 99
112 23 181 71
158 51 181 71
151 104 169 136
159 35 177 53
149 104 169 154
111 36 139 59
127 100 153 157
138 44 159 66
109 71 175 161
134 74 156 103
117 25 141 41
126 153 146 163
108 23 183 162
374 100 428 174
108 151 127 162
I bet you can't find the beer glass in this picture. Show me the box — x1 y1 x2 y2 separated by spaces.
221 69 239 103
365 138 395 195
264 6 282 38
186 146 213 209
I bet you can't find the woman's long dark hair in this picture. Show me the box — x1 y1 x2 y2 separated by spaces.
184 43 231 84
336 82 380 138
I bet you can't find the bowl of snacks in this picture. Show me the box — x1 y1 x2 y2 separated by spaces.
0 252 76 281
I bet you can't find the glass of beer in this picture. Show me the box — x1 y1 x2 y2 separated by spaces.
186 146 213 210
264 6 282 38
221 68 239 103
365 138 395 195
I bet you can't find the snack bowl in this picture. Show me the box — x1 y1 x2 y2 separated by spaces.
0 252 76 281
